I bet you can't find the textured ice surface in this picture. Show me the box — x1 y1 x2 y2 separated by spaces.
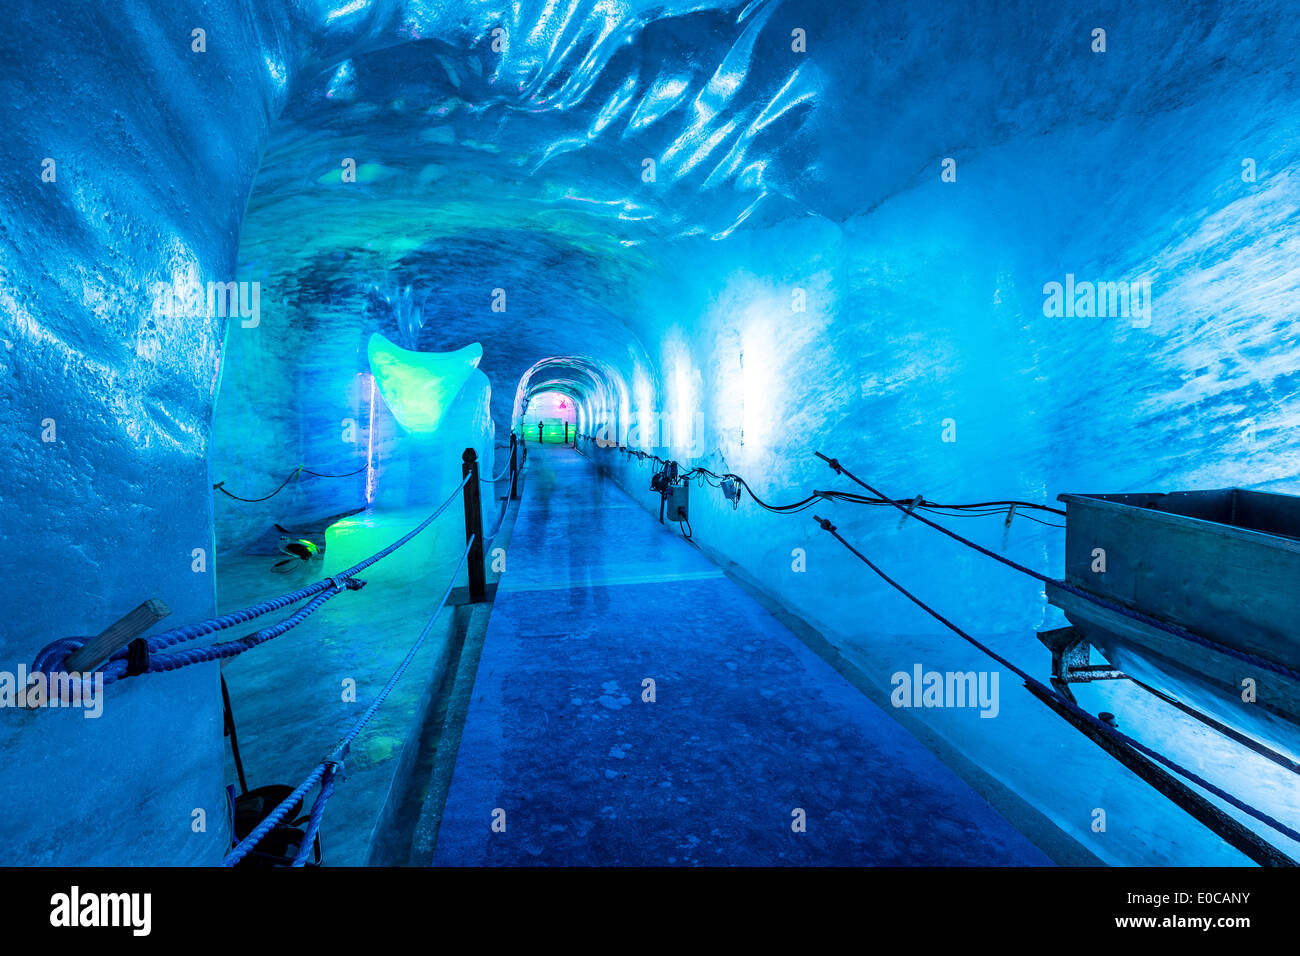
4 0 1300 863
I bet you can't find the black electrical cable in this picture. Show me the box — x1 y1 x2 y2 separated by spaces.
582 430 1300 848
220 674 248 795
1009 512 1067 529
591 437 1065 523
811 512 1300 854
797 487 1065 518
680 466 821 513
213 470 302 503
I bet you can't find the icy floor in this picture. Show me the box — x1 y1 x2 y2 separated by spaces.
215 479 513 865
434 446 1052 865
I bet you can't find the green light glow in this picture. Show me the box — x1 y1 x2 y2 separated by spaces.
518 420 572 443
323 507 456 588
367 332 482 433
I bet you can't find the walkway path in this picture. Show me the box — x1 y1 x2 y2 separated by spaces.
431 445 1050 865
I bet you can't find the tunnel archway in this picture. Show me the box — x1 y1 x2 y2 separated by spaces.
519 390 577 444
511 355 636 449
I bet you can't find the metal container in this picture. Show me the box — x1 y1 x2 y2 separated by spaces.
1047 488 1300 756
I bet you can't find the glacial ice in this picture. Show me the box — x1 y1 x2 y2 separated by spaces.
3 0 1300 865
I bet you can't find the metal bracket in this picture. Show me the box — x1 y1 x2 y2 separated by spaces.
1035 625 1127 702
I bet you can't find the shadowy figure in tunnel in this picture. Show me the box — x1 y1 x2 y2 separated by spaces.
531 446 556 554
567 451 610 618
522 445 610 624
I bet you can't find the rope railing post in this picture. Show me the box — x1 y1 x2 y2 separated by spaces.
221 533 478 867
462 448 487 603
31 472 474 690
509 433 519 500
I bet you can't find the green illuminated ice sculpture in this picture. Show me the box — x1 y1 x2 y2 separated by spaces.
367 332 483 433
322 332 493 590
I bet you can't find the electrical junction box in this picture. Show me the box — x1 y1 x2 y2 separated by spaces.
664 482 689 522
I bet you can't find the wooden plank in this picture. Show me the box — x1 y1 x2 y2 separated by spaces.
63 599 171 673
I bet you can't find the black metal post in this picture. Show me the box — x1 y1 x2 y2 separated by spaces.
509 433 519 500
564 422 570 444
461 448 486 603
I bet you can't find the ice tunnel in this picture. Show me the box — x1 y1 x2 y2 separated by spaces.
4 0 1300 883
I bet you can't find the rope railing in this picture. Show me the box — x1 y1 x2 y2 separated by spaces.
223 533 476 867
25 441 528 868
483 496 510 546
32 472 474 687
214 464 368 503
33 437 529 686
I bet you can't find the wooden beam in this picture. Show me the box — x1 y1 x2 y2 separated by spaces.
64 599 171 673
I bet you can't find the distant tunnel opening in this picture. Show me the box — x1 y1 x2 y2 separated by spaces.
520 390 578 444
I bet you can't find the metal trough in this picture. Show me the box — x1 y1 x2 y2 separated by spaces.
1045 488 1300 759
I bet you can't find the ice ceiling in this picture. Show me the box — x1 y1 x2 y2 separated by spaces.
212 0 1300 663
5 0 1300 865
232 0 1300 450
234 0 845 422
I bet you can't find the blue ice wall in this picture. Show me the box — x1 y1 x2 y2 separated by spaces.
209 287 375 550
4 0 1300 865
0 2 295 864
612 2 1300 641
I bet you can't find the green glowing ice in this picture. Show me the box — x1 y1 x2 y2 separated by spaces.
323 506 461 589
367 332 482 433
